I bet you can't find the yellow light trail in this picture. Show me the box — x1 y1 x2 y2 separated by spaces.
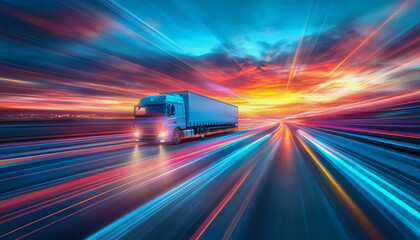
0 77 37 85
297 135 383 240
192 168 252 240
327 0 409 76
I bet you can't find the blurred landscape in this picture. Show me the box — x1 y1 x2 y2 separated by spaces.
0 0 419 239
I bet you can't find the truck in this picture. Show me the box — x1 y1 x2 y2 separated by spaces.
133 91 238 144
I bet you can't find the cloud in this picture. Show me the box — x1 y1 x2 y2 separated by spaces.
0 1 110 43
0 0 418 118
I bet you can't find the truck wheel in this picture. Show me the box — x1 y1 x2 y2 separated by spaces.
173 128 182 144
199 127 206 139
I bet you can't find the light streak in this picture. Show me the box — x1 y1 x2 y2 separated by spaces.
305 124 420 139
287 15 309 89
296 133 383 239
0 123 274 239
327 0 409 76
0 77 37 85
191 168 252 240
222 125 284 239
88 132 273 239
298 129 420 238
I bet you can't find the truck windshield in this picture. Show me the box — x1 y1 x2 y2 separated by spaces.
134 105 167 117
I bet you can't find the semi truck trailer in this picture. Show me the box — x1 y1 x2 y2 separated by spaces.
134 91 238 144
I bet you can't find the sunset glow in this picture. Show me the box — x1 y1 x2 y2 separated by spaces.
0 0 419 119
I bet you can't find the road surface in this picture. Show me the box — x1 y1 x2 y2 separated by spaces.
0 120 418 239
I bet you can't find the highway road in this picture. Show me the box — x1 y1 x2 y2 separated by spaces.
0 120 418 239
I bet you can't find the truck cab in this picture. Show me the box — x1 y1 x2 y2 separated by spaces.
134 94 185 144
134 91 238 144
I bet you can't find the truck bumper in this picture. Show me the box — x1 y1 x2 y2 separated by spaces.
135 135 172 144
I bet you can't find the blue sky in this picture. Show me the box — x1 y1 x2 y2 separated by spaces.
0 0 419 117
111 0 401 56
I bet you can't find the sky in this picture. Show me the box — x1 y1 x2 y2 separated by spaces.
0 0 419 118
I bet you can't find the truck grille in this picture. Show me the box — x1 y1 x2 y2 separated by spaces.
136 123 161 139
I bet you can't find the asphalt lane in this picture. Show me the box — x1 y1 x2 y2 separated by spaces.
0 121 418 239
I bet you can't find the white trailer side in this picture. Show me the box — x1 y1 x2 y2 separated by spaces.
160 91 238 127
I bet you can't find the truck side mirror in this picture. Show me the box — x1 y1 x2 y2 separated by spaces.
171 105 175 115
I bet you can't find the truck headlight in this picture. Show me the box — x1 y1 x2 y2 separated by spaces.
134 131 140 137
158 131 167 137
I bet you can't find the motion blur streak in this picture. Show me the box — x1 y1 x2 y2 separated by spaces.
192 125 284 240
0 121 274 239
191 168 252 240
1 0 419 118
297 129 419 238
296 133 383 239
88 129 275 239
0 0 419 238
0 113 419 239
327 0 409 76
